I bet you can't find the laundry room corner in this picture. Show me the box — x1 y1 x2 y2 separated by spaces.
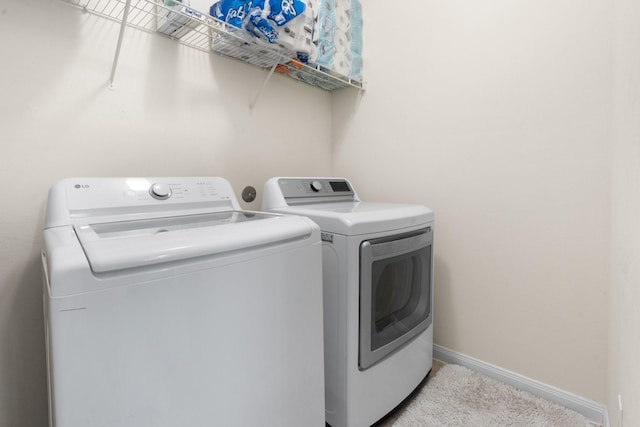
332 0 611 408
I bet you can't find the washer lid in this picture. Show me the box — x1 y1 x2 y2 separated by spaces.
273 201 433 235
74 211 313 273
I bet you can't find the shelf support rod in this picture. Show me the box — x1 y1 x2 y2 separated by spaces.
249 55 282 111
108 0 133 89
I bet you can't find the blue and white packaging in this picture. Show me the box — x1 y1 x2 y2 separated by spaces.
278 0 315 62
316 0 336 68
269 0 306 25
245 0 279 43
210 0 251 28
348 0 362 79
243 0 309 59
246 18 279 43
318 0 361 80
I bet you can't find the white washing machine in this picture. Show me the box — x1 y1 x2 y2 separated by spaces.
262 177 434 427
42 177 325 427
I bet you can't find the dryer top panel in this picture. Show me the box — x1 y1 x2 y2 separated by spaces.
262 177 434 236
268 202 433 236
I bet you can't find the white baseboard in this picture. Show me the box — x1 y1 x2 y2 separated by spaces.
433 344 610 427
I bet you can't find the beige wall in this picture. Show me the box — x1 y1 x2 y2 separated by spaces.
0 0 332 424
333 0 611 403
610 0 640 425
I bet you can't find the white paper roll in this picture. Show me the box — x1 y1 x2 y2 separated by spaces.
332 50 351 77
335 9 350 31
309 42 319 64
334 30 351 54
350 51 361 80
277 27 298 51
307 0 319 20
334 0 350 15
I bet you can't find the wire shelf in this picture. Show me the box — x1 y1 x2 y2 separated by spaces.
62 0 364 91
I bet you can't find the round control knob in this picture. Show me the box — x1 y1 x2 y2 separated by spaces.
310 181 323 192
149 183 172 200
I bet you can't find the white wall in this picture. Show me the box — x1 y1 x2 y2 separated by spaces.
333 0 611 403
610 0 640 425
0 0 332 424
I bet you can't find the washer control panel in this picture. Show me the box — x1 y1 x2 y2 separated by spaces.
61 177 237 212
277 178 355 199
45 177 242 228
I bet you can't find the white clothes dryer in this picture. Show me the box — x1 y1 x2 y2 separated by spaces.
262 177 434 427
42 177 325 427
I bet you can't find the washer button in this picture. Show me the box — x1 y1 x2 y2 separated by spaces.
150 183 172 200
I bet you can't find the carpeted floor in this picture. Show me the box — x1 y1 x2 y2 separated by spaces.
376 362 595 427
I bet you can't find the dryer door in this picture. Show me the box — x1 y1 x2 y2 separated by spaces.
359 227 433 370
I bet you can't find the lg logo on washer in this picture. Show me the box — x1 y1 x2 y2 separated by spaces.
74 184 90 189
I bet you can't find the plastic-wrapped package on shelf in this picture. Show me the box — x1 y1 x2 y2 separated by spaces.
209 0 311 69
312 0 361 81
266 0 306 26
276 0 316 63
298 0 318 63
348 0 363 80
244 0 309 58
315 0 336 70
245 1 281 43
209 0 250 28
208 0 279 68
156 0 207 38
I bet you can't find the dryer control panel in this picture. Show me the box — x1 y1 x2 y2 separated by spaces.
277 178 356 199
